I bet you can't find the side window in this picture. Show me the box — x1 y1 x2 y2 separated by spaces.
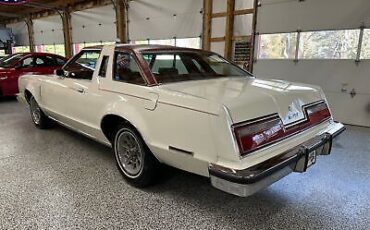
35 56 55 67
98 56 109 78
22 57 34 67
114 52 146 85
150 54 189 75
63 50 101 80
56 58 66 66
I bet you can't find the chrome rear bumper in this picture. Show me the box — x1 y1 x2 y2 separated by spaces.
209 122 346 197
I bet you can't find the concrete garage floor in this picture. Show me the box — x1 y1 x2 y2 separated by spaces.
0 97 369 230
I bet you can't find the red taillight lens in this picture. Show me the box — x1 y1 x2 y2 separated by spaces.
305 102 331 125
233 116 285 156
233 101 331 156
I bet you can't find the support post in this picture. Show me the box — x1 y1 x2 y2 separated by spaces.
249 0 259 73
355 26 365 64
202 0 212 51
116 0 127 43
224 0 235 59
25 17 35 53
61 10 73 58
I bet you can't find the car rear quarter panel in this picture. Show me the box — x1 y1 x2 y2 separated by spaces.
97 87 224 177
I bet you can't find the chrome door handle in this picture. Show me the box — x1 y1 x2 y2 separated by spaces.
76 88 85 93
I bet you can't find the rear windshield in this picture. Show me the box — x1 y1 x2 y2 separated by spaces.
0 53 25 68
141 51 251 84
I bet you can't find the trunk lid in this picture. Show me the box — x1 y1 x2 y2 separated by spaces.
159 77 323 124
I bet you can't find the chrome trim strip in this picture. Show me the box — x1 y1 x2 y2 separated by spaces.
157 101 219 116
169 146 194 156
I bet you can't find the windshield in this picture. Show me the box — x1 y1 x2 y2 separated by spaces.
0 53 25 68
141 51 251 84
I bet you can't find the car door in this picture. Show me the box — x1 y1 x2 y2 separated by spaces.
6 56 35 95
32 55 58 74
41 49 103 136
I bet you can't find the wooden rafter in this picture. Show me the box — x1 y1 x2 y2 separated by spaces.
0 0 112 24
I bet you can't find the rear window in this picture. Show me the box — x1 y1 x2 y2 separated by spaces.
141 51 249 84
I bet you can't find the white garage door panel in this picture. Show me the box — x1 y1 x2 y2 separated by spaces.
211 17 226 38
234 14 253 36
129 0 202 40
236 0 254 10
213 0 227 13
254 60 370 126
326 92 370 126
33 15 64 45
7 22 29 46
72 5 116 43
258 0 370 33
211 42 225 56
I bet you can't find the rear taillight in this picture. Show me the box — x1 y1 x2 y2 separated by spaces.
305 102 331 126
233 101 331 156
233 115 285 156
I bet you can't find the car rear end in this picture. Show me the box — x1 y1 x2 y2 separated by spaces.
209 99 345 197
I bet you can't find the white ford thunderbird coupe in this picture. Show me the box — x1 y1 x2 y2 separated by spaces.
18 45 345 197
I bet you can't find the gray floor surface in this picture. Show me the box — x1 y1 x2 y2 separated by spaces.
0 97 369 230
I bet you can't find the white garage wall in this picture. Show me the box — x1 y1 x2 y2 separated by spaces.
210 0 254 56
254 0 370 127
254 60 370 127
6 21 29 46
128 0 203 40
33 15 64 45
258 0 370 33
71 5 116 43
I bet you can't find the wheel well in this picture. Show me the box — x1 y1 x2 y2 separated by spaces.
24 90 32 104
101 115 132 143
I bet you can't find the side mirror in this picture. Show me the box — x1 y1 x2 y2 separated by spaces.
55 69 64 77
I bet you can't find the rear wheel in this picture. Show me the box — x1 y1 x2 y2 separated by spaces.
29 96 50 129
113 124 159 187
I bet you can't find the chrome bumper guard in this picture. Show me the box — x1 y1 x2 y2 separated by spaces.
209 123 346 197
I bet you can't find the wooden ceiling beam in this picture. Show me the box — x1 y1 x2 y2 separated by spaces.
0 0 112 24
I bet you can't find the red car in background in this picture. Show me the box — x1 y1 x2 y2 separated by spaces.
0 53 67 96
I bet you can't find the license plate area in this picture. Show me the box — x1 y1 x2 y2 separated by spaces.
294 135 332 173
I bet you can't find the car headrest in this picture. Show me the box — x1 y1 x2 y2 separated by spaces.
158 67 179 75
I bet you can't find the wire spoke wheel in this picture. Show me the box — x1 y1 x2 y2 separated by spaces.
115 130 144 177
30 99 41 125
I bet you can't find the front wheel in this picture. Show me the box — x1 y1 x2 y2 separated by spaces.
29 96 50 129
113 125 159 187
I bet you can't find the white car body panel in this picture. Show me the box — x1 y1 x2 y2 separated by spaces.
17 45 345 196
